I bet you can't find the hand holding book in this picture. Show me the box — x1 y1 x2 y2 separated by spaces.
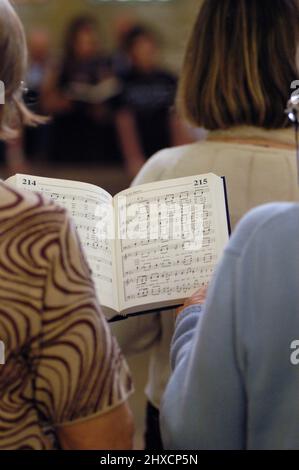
176 286 208 318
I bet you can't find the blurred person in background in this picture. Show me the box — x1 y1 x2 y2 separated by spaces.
0 30 51 175
112 0 299 450
116 25 193 178
24 29 51 161
42 15 122 165
111 14 137 76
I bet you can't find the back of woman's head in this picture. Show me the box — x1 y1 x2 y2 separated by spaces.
178 0 299 130
0 0 43 139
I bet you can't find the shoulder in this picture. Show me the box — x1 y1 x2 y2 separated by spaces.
227 202 299 257
132 143 205 185
0 182 67 232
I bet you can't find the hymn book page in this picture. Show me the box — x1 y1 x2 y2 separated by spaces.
114 174 229 315
7 174 118 315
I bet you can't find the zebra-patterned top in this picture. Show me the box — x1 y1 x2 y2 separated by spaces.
0 182 133 450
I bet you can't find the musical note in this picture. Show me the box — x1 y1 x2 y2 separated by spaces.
117 177 220 303
17 175 116 310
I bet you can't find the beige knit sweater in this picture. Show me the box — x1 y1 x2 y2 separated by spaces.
112 126 299 408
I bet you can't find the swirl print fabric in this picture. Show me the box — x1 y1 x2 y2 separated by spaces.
0 182 133 449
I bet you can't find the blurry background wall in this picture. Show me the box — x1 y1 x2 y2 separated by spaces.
15 0 202 73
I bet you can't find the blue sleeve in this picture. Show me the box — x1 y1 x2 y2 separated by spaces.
160 250 246 450
170 306 204 371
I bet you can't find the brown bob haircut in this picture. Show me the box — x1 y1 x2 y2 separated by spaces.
178 0 299 130
0 0 43 140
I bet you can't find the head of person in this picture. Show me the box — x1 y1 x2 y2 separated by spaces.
123 26 159 72
113 15 138 49
178 0 299 130
64 16 100 63
28 29 50 64
0 0 41 140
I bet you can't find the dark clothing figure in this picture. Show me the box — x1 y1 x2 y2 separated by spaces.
48 56 122 165
0 141 5 166
24 81 49 161
145 402 164 451
118 68 177 159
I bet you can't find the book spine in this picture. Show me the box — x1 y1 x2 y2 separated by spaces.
221 176 232 236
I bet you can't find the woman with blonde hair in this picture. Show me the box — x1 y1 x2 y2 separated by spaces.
0 0 134 450
113 0 299 448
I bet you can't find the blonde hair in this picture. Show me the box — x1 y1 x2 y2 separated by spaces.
178 0 299 130
0 0 44 140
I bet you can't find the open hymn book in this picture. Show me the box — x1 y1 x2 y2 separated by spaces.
6 173 230 320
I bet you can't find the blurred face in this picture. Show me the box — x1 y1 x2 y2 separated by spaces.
74 27 99 60
28 31 50 62
130 35 158 71
114 16 136 47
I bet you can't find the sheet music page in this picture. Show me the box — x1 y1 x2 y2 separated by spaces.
114 173 229 314
10 175 118 313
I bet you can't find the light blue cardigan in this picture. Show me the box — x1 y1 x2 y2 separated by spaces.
161 203 299 450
